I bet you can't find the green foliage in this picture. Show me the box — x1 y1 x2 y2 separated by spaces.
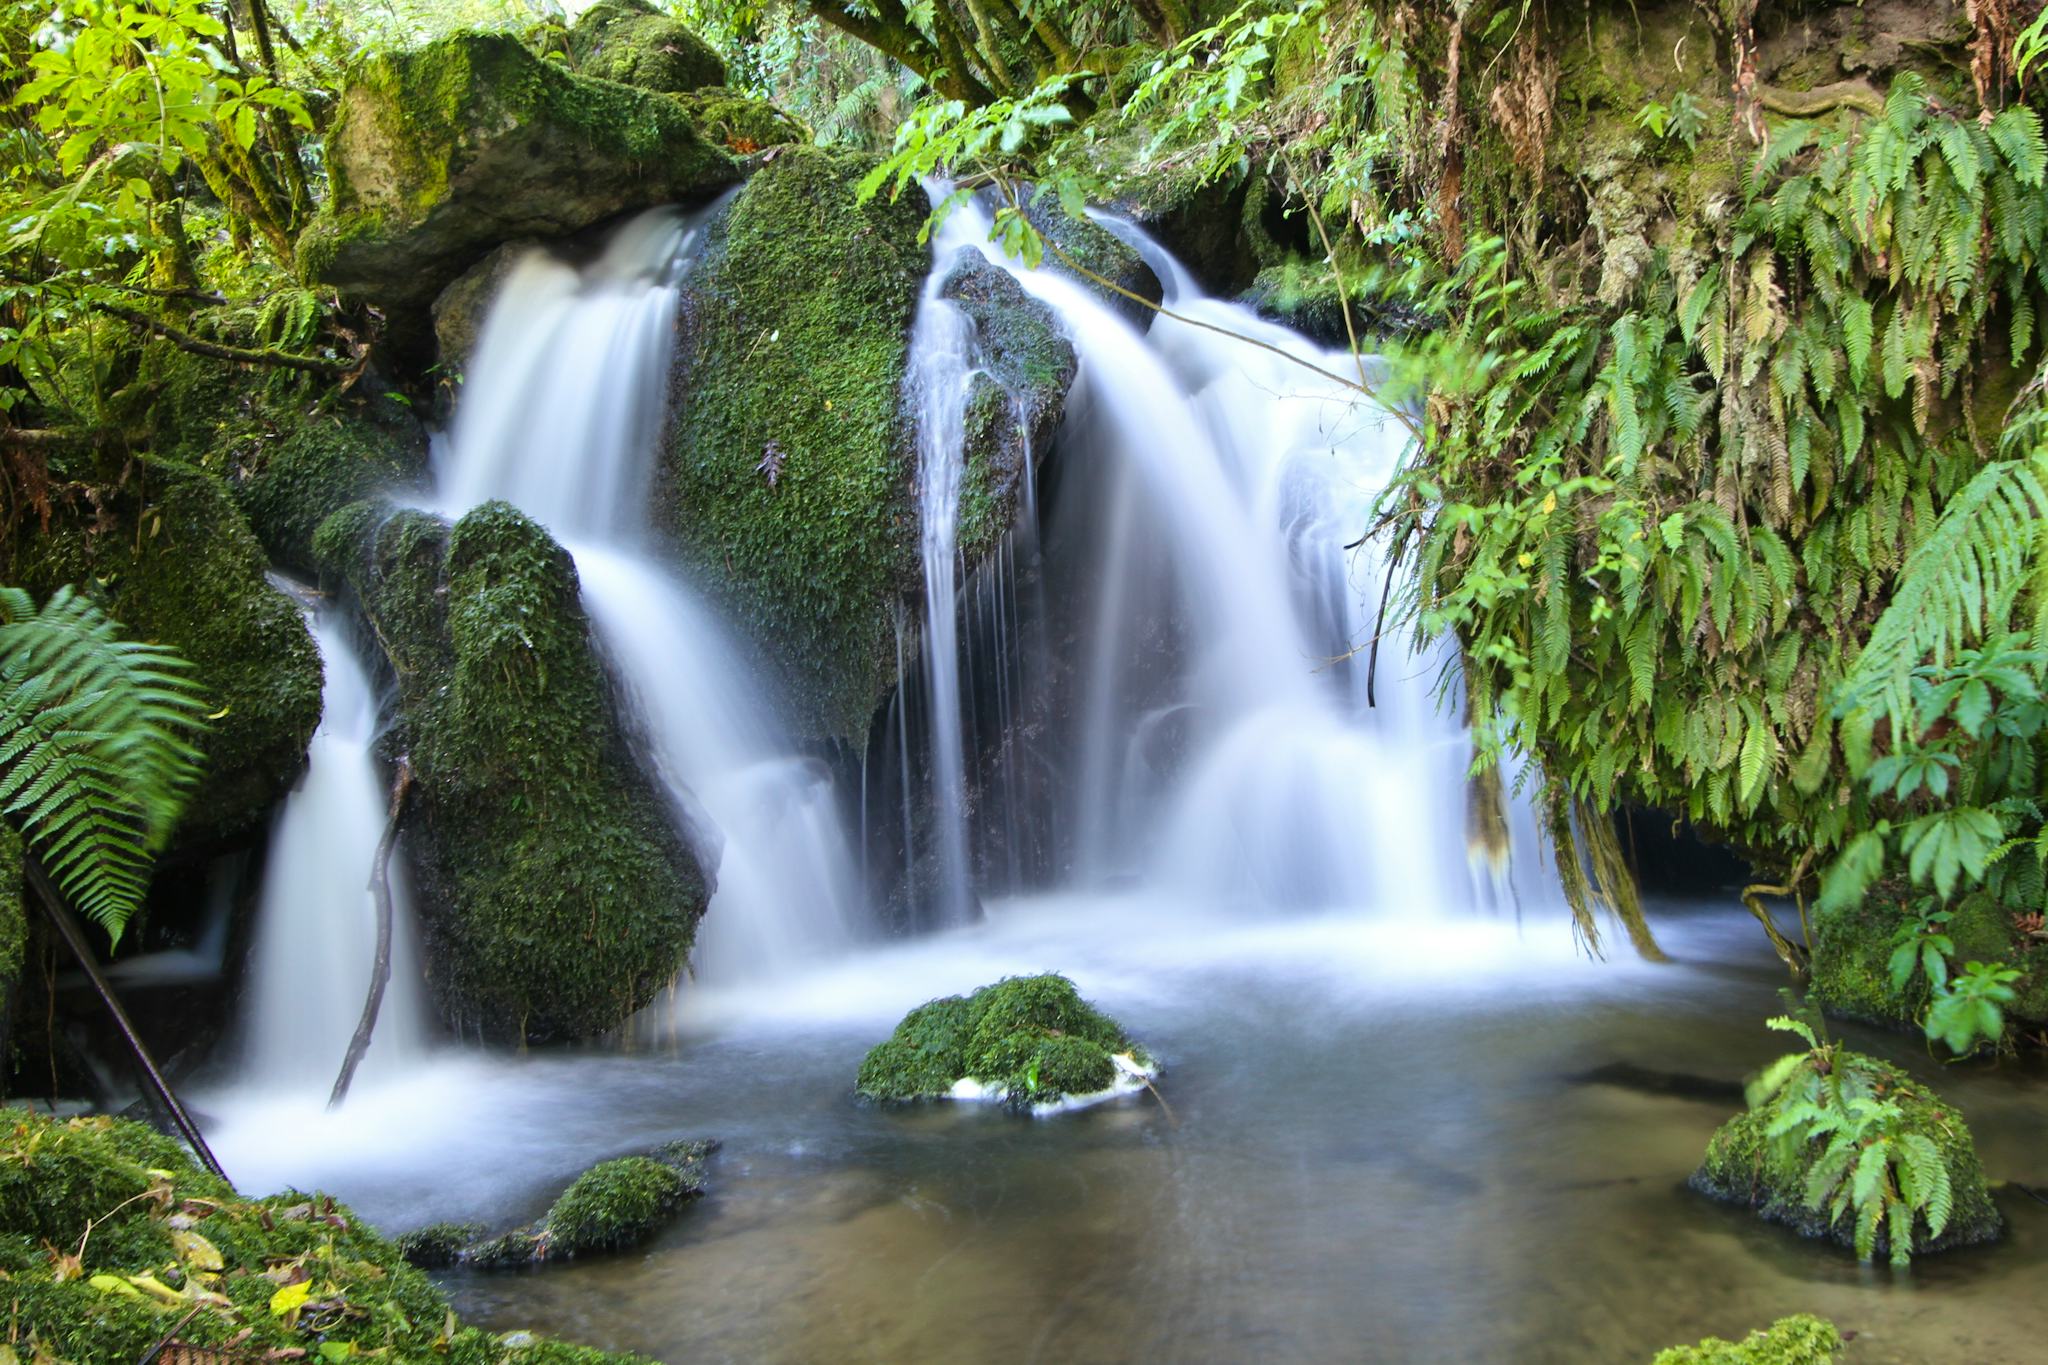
1694 1015 2000 1264
1924 959 2022 1053
1649 1314 1842 1365
0 1107 649 1363
1636 92 1709 151
856 973 1146 1108
0 584 205 942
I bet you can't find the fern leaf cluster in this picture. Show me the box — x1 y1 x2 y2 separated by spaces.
0 585 208 942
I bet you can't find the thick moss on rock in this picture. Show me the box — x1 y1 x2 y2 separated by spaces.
325 502 708 1042
1810 888 2048 1032
568 0 725 93
397 1140 714 1268
937 250 1078 564
0 827 21 1086
659 147 930 739
1649 1315 1842 1365
231 395 428 577
670 87 807 151
0 1108 647 1364
1 458 321 849
1690 1051 2000 1258
299 30 737 345
856 973 1147 1109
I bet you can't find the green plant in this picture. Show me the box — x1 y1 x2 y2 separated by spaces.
1751 1014 1955 1266
1635 91 1708 150
1885 899 1955 994
1925 959 2022 1053
0 585 207 942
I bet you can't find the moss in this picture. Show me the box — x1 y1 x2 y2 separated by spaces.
658 147 930 739
328 503 708 1042
1649 1315 1843 1364
0 826 21 1036
301 30 737 338
543 1157 686 1256
231 395 428 577
668 87 806 150
856 973 1146 1108
1690 1051 2000 1257
1021 193 1163 325
1 456 322 849
0 1108 648 1364
393 1220 484 1268
1807 891 1918 1026
569 0 726 93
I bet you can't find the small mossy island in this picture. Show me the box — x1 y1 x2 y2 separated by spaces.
1649 1315 1843 1365
318 501 709 1043
857 974 1152 1110
0 1108 648 1363
1692 1043 2000 1261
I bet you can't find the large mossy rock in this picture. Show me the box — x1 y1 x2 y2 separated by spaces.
1021 195 1162 327
856 973 1150 1109
0 1108 647 1363
1809 888 2048 1033
1649 1316 1842 1365
659 147 930 740
568 0 725 92
1 457 321 850
298 30 738 348
316 501 708 1043
1690 1050 2000 1258
230 395 429 578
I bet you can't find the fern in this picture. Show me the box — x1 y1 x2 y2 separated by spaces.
0 585 208 943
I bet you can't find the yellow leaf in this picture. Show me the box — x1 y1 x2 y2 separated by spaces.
172 1229 224 1272
271 1278 313 1316
1541 491 1557 514
206 704 232 720
88 1273 145 1299
126 1272 185 1305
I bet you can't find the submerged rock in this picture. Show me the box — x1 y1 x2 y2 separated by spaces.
1690 1047 2001 1259
567 0 725 93
0 1108 647 1363
316 502 709 1043
399 1140 716 1268
658 147 929 740
1 456 321 850
857 973 1155 1112
298 30 738 351
1649 1315 1842 1364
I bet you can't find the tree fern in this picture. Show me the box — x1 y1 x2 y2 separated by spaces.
0 585 208 943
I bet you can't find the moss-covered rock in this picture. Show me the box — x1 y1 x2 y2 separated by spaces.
658 146 930 739
568 0 725 93
1649 1315 1843 1365
396 1140 714 1268
1021 193 1162 327
1810 888 2048 1034
0 1107 648 1364
230 394 428 578
1691 1049 2000 1258
0 827 21 1086
1 457 321 849
937 250 1078 564
321 502 708 1042
669 87 807 151
856 973 1150 1109
299 30 738 350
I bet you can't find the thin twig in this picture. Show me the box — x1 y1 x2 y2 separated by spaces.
329 756 413 1109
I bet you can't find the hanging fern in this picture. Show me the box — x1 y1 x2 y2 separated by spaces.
0 585 209 943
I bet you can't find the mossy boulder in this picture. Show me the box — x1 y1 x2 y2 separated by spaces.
1690 1050 2001 1258
567 0 725 93
1650 1315 1843 1365
937 250 1078 564
0 827 22 1081
318 501 708 1042
1 457 321 849
658 146 930 739
0 1107 648 1363
298 30 738 350
856 973 1149 1109
1810 888 2048 1033
396 1140 714 1268
229 393 428 577
670 87 806 152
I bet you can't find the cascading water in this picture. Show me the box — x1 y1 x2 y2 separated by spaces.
239 603 428 1092
436 204 864 983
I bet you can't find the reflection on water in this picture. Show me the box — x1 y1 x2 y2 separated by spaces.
198 900 2047 1364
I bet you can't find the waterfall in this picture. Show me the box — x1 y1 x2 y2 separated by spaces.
923 201 1550 914
437 205 864 983
240 604 429 1091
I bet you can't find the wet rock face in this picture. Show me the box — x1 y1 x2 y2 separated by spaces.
297 31 737 356
568 0 727 94
1021 195 1164 327
430 240 532 378
314 502 709 1044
